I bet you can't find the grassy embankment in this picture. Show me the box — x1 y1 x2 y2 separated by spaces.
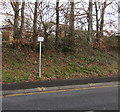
2 36 118 83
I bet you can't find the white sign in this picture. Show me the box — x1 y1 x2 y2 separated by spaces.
38 37 44 42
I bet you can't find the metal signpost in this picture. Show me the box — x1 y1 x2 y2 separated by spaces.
38 37 44 77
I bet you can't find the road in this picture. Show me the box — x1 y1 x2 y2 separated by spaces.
2 84 119 110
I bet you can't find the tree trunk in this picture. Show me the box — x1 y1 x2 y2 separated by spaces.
11 2 20 40
87 0 93 44
43 26 49 50
93 1 107 49
11 2 20 48
55 0 60 48
32 1 38 49
94 2 99 40
99 1 107 38
69 0 75 44
19 2 25 39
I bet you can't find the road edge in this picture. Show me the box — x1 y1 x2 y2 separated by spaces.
2 81 119 96
2 75 119 90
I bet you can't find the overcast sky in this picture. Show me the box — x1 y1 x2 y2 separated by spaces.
0 0 119 32
2 0 119 3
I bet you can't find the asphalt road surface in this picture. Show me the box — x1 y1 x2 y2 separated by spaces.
2 84 119 110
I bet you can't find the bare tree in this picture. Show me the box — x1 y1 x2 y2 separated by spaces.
94 0 112 42
1 0 117 50
11 2 20 40
69 0 75 43
94 1 99 39
37 1 56 50
19 1 25 39
87 0 93 44
32 1 39 49
99 1 107 38
118 1 120 33
56 0 60 47
59 2 70 38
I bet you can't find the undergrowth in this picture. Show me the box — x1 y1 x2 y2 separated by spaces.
2 37 118 83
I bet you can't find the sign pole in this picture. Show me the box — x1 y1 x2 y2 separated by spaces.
39 41 42 77
38 37 44 77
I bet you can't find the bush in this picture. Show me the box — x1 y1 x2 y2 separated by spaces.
62 45 75 53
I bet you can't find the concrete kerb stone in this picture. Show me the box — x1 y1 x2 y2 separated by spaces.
2 88 40 95
2 81 118 96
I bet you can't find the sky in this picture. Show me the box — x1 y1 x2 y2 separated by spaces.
0 0 119 32
1 0 119 3
0 15 5 26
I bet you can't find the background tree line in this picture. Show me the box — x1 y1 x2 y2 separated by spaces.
0 0 118 51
